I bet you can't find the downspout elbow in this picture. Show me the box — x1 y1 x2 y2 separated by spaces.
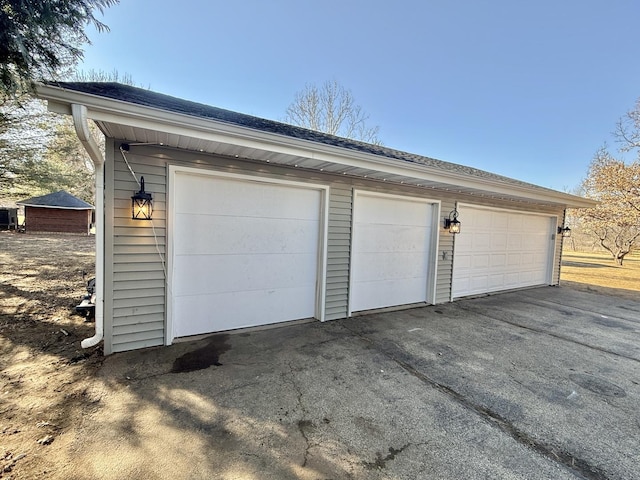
71 104 105 349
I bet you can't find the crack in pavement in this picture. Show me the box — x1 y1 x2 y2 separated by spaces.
341 324 611 480
362 443 410 470
285 361 313 468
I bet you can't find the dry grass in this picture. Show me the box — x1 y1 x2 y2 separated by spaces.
560 250 640 300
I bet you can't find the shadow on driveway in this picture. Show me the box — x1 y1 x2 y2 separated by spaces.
60 286 640 480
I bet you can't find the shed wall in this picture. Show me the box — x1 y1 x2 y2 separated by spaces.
25 207 91 234
104 143 567 354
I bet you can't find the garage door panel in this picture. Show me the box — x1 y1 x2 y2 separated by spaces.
473 233 492 249
356 195 431 226
354 224 430 253
173 285 316 338
491 235 507 249
494 215 510 229
171 172 323 338
507 235 523 248
173 252 318 296
453 206 553 298
354 251 429 281
507 254 521 266
351 193 434 313
521 253 535 265
176 175 320 220
455 255 472 269
489 274 505 288
351 278 428 312
491 254 507 267
472 254 490 268
175 214 319 256
475 211 493 228
470 275 489 292
505 272 520 285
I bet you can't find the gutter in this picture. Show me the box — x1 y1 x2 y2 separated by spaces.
71 104 105 349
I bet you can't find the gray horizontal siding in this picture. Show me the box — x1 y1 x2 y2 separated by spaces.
111 331 165 353
324 183 352 320
114 245 166 255
113 304 165 317
105 141 167 354
436 200 456 304
113 279 166 291
553 208 566 285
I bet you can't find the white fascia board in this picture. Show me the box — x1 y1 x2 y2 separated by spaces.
36 84 597 208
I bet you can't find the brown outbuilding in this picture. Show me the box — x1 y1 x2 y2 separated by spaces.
17 191 93 235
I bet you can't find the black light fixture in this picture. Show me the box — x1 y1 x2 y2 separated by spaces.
131 176 153 220
444 209 461 234
557 226 571 238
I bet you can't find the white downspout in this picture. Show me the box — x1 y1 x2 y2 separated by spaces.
71 104 105 349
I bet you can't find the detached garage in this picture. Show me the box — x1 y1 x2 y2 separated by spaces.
35 82 596 354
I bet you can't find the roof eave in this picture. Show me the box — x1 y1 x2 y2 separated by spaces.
16 202 94 210
35 83 597 209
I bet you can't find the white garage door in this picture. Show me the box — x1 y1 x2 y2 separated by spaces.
452 205 554 298
170 171 324 339
350 192 435 313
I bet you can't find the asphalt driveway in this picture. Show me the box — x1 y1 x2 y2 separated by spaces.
59 286 640 480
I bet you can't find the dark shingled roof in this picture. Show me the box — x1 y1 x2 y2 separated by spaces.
17 191 94 209
47 82 553 192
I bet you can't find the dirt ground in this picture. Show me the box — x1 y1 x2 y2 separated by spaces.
0 232 100 479
0 234 637 479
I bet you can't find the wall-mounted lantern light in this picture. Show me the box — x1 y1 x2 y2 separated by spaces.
557 226 571 238
131 176 153 220
444 209 461 234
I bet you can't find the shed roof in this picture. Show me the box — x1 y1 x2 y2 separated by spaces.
36 82 597 208
17 191 94 210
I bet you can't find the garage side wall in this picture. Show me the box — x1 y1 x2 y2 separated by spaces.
104 141 167 354
103 142 567 354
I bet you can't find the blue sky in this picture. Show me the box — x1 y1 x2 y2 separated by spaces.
78 0 640 192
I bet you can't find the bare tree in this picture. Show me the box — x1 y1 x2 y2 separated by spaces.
575 97 640 264
579 147 640 265
615 97 640 152
71 68 148 88
284 80 382 145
